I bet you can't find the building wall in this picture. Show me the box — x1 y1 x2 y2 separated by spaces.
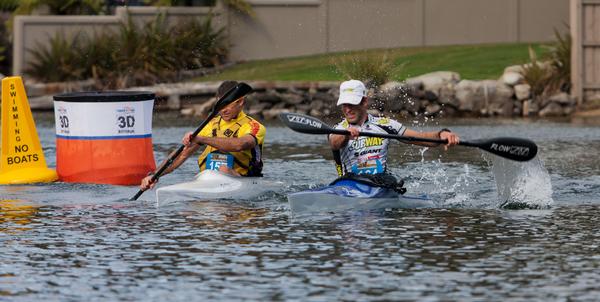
229 0 569 60
13 0 570 75
424 0 516 45
326 0 422 52
227 1 327 61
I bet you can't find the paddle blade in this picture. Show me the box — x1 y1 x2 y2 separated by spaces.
213 82 253 112
465 137 538 162
279 112 334 134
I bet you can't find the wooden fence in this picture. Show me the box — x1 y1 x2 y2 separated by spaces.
571 0 600 105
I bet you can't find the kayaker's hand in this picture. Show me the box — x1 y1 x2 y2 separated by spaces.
140 174 158 190
440 131 460 151
182 132 197 146
347 126 360 139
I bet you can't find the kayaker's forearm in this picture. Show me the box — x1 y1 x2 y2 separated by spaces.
195 135 255 152
403 129 444 147
329 134 349 150
156 145 197 176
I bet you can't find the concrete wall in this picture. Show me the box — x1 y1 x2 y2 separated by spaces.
13 16 120 76
12 6 217 76
424 0 517 45
227 1 326 61
229 0 569 60
13 0 570 75
326 0 422 52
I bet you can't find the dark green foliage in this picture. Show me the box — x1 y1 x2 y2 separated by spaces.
0 13 11 74
108 15 176 87
24 13 228 88
79 31 119 84
546 29 571 93
522 29 572 99
171 14 227 70
522 46 551 99
0 0 19 12
10 0 105 15
333 52 397 88
25 32 88 82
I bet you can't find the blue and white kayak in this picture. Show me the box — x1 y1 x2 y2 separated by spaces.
288 178 433 213
156 170 283 204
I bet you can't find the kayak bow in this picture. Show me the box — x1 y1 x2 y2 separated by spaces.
156 170 282 204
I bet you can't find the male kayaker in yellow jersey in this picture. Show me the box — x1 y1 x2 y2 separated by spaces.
140 81 266 190
329 79 460 178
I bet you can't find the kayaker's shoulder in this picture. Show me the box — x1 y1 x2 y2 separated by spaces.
333 119 350 129
369 115 401 126
243 112 266 129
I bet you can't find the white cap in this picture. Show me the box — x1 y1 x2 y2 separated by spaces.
337 80 366 106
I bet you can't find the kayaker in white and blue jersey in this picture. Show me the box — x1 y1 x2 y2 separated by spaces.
329 79 460 178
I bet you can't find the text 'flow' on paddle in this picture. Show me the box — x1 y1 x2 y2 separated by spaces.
279 112 538 162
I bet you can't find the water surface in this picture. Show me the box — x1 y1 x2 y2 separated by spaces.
1 112 599 301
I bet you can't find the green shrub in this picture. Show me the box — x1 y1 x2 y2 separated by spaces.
0 0 19 12
79 31 119 85
522 29 572 99
25 32 87 82
171 14 227 70
109 14 176 87
0 13 12 74
522 46 551 99
333 52 396 88
25 13 228 88
546 29 571 93
0 24 10 73
10 0 105 15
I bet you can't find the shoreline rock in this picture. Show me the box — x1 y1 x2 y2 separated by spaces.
10 72 579 119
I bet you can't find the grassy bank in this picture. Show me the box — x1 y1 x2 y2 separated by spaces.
196 43 548 82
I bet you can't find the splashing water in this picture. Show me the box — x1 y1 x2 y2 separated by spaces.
397 148 483 208
488 155 553 209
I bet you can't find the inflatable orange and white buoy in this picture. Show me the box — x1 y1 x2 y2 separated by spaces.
54 91 156 185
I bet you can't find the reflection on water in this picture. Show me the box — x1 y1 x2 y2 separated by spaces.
0 199 39 233
0 113 599 300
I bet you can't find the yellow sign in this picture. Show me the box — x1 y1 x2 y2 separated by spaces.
0 76 57 184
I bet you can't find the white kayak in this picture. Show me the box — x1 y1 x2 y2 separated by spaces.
288 178 433 214
156 170 283 204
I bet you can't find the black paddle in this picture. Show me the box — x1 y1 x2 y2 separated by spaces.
279 112 538 162
130 82 253 201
